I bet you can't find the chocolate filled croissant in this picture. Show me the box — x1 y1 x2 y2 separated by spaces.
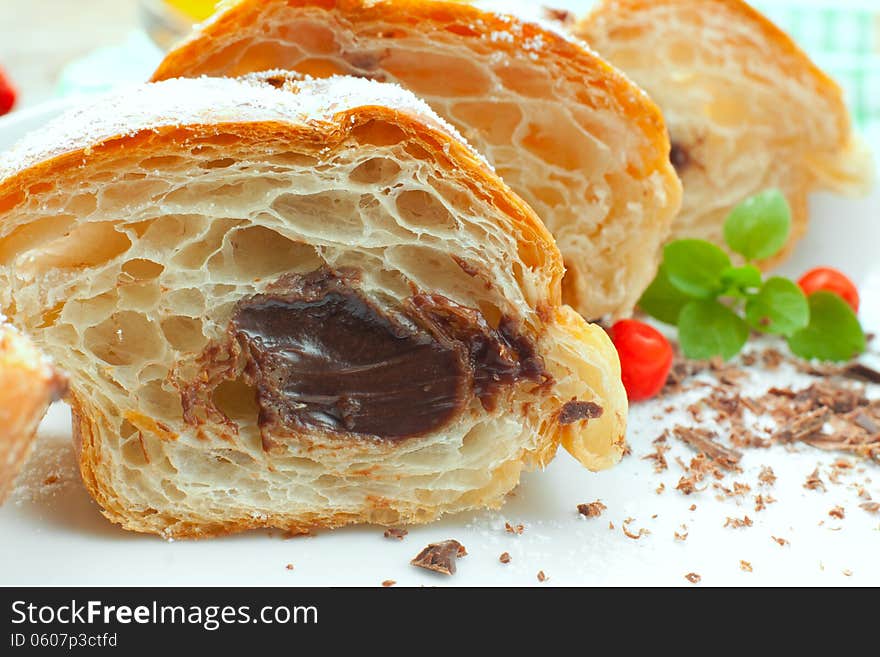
0 324 66 502
151 0 682 320
0 75 626 537
578 0 873 265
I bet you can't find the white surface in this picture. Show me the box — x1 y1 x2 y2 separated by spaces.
0 97 878 588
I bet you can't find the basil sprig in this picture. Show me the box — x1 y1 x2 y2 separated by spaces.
639 189 865 362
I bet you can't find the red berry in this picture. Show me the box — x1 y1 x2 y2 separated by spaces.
610 319 674 402
0 67 17 116
797 267 859 313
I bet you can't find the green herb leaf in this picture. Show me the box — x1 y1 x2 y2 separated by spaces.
678 300 750 360
721 264 763 295
787 291 866 362
745 277 809 335
638 265 692 325
664 240 731 299
723 189 792 261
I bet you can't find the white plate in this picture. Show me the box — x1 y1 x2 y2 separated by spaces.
0 98 878 588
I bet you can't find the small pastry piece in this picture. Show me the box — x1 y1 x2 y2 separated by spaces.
0 75 626 538
151 0 682 320
0 324 67 502
578 0 873 265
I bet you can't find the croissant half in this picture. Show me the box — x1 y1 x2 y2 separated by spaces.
0 324 66 503
152 0 682 320
0 76 626 537
578 0 874 265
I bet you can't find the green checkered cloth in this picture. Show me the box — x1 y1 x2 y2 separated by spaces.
753 0 880 143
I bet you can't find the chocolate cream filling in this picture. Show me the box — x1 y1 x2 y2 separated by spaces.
185 268 549 443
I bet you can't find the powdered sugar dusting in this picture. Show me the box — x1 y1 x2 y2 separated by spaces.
0 74 489 185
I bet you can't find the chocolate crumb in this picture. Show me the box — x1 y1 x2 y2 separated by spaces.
411 540 467 575
772 536 790 547
754 494 776 512
559 400 603 425
499 552 511 564
829 506 845 520
622 517 650 540
674 530 689 541
504 522 525 535
724 516 754 529
758 465 777 487
689 504 697 511
740 560 753 573
537 570 548 582
577 501 607 518
676 475 703 495
685 572 701 584
382 580 396 587
804 468 827 492
285 564 294 571
384 528 408 540
543 7 575 25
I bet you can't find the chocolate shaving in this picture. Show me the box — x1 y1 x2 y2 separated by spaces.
758 466 777 487
537 570 549 582
411 540 467 575
853 412 879 434
829 506 845 520
384 528 408 540
859 502 880 514
774 408 830 443
804 468 827 492
772 536 790 547
643 437 670 473
543 7 575 25
673 426 742 470
559 400 603 425
840 363 880 384
685 573 702 584
382 580 396 587
577 501 607 518
499 552 511 564
622 517 650 540
504 522 525 535
724 516 754 529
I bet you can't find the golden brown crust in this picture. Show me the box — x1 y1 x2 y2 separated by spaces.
0 325 66 503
